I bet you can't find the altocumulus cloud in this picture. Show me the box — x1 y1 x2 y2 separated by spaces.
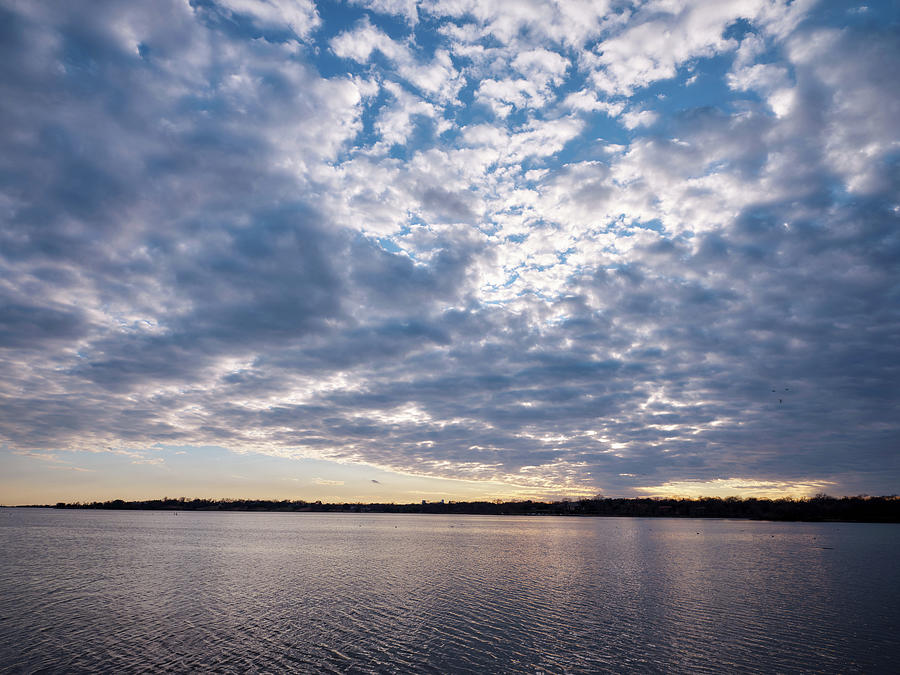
0 0 898 498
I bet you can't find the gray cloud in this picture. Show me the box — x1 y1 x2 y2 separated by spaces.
1 1 898 498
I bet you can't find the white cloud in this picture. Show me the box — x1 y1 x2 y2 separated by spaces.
462 117 585 164
472 48 569 116
422 0 612 48
349 0 419 25
511 48 569 88
373 82 439 146
330 17 410 63
330 18 463 105
561 90 625 117
475 77 542 117
733 32 767 68
398 49 465 103
215 0 320 39
585 0 815 95
620 109 659 129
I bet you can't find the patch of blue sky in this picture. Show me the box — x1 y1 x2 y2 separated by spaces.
449 96 498 132
502 271 521 288
376 236 402 253
722 17 756 42
386 115 442 160
309 44 369 80
555 113 630 166
557 246 578 264
380 226 420 260
474 220 502 238
350 90 394 150
507 105 545 130
361 4 415 41
635 54 755 119
815 0 891 26
538 84 627 165
410 11 452 58
314 0 375 38
631 218 665 233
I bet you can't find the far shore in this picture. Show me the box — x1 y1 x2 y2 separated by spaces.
8 495 898 523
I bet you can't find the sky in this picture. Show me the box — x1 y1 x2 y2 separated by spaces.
1 0 898 505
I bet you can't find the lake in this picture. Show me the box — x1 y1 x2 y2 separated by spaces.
1 509 898 673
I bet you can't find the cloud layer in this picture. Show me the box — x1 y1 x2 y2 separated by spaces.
1 0 898 497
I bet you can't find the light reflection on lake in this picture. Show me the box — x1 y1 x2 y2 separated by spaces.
1 509 898 673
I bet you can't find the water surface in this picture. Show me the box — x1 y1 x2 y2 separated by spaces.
1 509 898 673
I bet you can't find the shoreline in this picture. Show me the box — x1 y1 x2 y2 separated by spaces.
7 495 898 523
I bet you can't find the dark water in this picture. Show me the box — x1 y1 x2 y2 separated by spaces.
1 509 898 673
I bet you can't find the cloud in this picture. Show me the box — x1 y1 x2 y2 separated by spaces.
352 0 419 25
620 109 659 130
582 0 816 96
214 0 320 39
47 465 96 473
0 0 898 500
330 16 409 63
132 457 165 466
422 0 610 48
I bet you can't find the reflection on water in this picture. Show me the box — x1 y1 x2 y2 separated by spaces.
1 509 898 673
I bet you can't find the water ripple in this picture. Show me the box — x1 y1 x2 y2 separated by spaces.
2 510 899 673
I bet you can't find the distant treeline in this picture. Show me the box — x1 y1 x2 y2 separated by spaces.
43 495 900 522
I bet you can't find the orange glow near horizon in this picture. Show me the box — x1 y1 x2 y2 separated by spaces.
634 478 838 500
